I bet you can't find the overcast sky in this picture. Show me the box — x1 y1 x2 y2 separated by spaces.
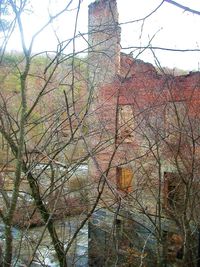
5 0 200 71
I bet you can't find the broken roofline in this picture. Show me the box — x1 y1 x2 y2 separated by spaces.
88 0 200 78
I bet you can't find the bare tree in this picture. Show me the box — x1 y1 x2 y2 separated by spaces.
0 0 95 266
1 0 200 267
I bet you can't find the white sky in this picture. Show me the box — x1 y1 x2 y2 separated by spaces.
5 0 200 71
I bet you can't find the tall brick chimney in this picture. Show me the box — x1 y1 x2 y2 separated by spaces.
88 0 121 89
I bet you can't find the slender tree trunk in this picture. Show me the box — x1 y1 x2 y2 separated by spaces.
26 170 68 266
3 224 13 267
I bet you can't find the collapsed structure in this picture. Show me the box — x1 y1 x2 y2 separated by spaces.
87 0 200 266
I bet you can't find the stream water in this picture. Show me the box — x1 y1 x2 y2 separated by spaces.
0 218 88 267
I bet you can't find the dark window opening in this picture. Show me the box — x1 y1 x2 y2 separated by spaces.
163 231 183 263
163 172 184 211
117 105 134 143
164 101 187 144
176 247 183 260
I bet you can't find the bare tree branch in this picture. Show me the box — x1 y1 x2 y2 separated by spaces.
164 0 200 16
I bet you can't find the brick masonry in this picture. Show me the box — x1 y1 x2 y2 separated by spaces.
88 0 200 201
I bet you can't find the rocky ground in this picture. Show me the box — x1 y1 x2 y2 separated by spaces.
12 197 88 228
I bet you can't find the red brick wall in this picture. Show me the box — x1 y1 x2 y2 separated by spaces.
89 53 200 207
87 1 200 211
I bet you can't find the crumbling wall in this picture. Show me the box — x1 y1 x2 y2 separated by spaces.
87 0 200 265
87 0 200 212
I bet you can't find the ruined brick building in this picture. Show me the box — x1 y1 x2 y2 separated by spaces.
87 0 200 266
